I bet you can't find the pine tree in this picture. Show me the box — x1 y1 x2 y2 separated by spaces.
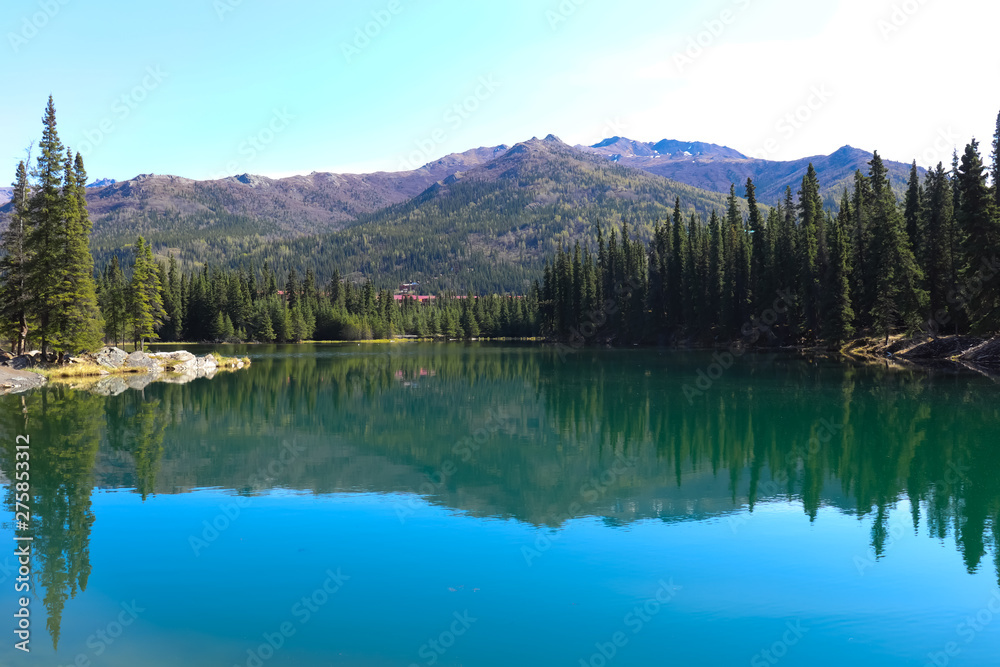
162 254 184 340
867 152 927 342
52 151 103 357
25 96 66 356
823 192 855 345
99 256 128 347
992 109 1000 210
955 140 1000 331
726 185 749 332
923 163 964 335
707 209 724 333
0 161 32 354
746 178 768 311
668 198 685 328
285 269 299 310
797 164 823 338
903 161 925 261
128 237 165 350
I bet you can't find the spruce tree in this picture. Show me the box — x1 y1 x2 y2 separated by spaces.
867 152 926 342
100 256 128 347
797 165 823 339
128 237 165 350
955 140 1000 331
0 161 32 354
52 151 103 357
668 198 684 328
993 109 1000 210
25 96 66 356
746 178 768 311
823 192 855 345
923 163 964 334
903 161 925 261
707 209 724 332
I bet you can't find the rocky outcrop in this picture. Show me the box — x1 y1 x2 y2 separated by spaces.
959 339 1000 366
95 346 129 369
1 347 249 396
0 367 46 394
899 337 986 360
125 350 161 370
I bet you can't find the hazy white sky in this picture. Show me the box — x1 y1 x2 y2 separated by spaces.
2 0 997 180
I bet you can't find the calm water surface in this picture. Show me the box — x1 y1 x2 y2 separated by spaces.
1 344 999 666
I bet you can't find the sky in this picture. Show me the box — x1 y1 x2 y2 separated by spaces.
2 0 999 182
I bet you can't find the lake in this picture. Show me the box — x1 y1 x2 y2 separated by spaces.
2 343 999 667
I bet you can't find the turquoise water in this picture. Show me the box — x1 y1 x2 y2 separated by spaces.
1 344 999 666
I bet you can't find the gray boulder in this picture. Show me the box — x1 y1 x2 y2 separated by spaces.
149 351 198 372
125 351 160 370
5 355 33 370
95 347 129 369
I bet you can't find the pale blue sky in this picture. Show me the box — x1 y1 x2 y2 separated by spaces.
3 0 998 181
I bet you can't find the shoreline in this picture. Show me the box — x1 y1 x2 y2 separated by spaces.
3 335 998 395
0 348 251 395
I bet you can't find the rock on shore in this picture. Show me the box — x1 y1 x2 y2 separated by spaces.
0 347 249 396
0 366 47 394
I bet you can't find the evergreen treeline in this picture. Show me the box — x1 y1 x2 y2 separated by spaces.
540 128 1000 345
115 261 539 344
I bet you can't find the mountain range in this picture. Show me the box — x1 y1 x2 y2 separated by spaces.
0 135 920 292
576 137 916 204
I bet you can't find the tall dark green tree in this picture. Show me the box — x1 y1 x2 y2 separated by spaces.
823 192 855 345
922 163 964 335
128 237 165 350
0 160 32 354
867 152 926 341
903 161 924 260
25 96 66 356
955 140 1000 331
52 151 103 357
797 164 824 338
99 256 128 347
